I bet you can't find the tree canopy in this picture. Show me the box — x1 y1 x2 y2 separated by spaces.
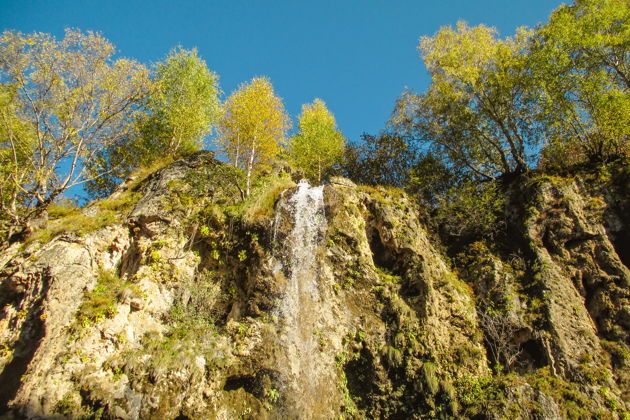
0 28 150 236
534 0 629 166
343 132 415 188
288 99 345 183
391 22 544 180
217 77 290 196
137 46 221 163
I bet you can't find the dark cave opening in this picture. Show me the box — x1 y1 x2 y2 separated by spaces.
367 227 400 275
517 339 548 372
224 374 257 394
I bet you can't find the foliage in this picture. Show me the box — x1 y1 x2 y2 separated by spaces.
74 270 139 332
136 46 221 163
343 131 416 188
535 0 629 168
0 84 35 236
435 180 505 241
288 98 345 183
25 187 140 246
392 22 542 180
0 29 150 234
85 47 220 199
406 152 460 206
217 77 290 196
231 171 295 226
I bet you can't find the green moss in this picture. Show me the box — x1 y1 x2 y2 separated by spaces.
422 362 440 395
72 270 140 333
53 393 80 416
524 367 601 419
26 189 141 247
601 339 630 367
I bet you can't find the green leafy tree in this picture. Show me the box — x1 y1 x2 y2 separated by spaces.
217 77 290 196
288 99 345 183
0 84 35 238
0 29 150 236
407 152 460 207
343 132 415 188
136 46 221 164
534 0 629 166
85 47 221 199
392 22 544 179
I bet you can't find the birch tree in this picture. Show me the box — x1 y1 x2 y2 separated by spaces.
0 29 150 236
136 46 220 163
217 77 290 195
288 99 345 183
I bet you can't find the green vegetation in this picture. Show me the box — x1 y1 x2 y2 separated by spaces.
1 2 628 418
73 270 140 332
288 98 345 183
0 29 150 238
344 132 414 189
234 171 295 225
136 47 221 163
217 77 291 196
24 183 141 247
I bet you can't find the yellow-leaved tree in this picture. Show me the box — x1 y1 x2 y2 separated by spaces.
288 99 345 183
217 77 290 196
0 29 150 240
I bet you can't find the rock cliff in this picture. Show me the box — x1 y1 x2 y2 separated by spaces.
1 152 628 419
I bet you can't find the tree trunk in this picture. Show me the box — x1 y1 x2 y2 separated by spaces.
234 133 241 169
318 159 321 184
246 143 256 197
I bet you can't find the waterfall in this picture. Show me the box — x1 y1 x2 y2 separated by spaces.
273 179 328 417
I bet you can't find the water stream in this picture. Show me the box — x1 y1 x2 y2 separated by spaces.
273 179 328 417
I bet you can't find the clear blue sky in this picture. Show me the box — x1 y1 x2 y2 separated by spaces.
1 0 564 145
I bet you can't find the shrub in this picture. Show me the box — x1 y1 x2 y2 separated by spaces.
435 180 505 241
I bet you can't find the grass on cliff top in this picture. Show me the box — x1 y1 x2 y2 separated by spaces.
229 171 296 226
23 161 163 246
26 191 140 246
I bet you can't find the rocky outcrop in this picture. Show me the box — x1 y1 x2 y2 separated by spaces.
0 154 628 419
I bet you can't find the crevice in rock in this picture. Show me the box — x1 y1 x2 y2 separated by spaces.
610 228 630 270
367 227 396 273
223 369 279 400
517 338 548 372
0 272 50 414
224 374 256 393
344 347 379 412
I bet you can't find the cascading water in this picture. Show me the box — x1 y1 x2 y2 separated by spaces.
272 179 329 417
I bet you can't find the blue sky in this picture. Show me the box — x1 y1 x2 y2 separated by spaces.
1 0 563 145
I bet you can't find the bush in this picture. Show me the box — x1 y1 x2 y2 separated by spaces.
435 180 505 242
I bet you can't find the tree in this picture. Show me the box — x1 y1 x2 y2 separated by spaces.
288 99 345 183
391 22 544 180
85 47 221 199
0 84 35 238
406 152 459 207
136 46 221 165
0 29 150 236
534 0 629 165
217 77 290 196
343 132 415 188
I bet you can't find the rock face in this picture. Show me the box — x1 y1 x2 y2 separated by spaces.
0 152 628 419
